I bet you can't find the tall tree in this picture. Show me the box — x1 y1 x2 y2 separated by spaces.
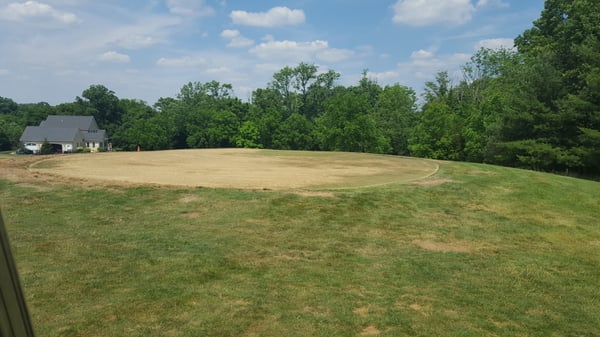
507 0 600 174
304 69 340 119
77 85 124 135
374 84 418 155
168 81 243 149
0 97 18 115
270 66 297 118
316 88 388 153
248 88 285 148
409 72 464 160
293 62 318 116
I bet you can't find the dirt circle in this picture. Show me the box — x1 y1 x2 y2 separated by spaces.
28 149 438 190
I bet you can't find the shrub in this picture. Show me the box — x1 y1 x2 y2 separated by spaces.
40 140 54 155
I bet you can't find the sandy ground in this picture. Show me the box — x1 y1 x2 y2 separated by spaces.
3 149 438 190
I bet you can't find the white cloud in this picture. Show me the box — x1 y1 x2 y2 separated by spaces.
220 29 254 48
220 29 240 39
392 0 475 26
156 56 207 67
316 48 354 63
98 51 130 63
231 6 305 27
367 70 400 83
367 49 472 90
0 68 10 76
475 38 514 50
411 49 434 59
0 1 81 25
476 0 509 8
115 34 162 49
262 35 275 42
412 51 471 75
167 0 215 17
228 36 254 48
89 15 180 51
249 40 328 63
206 66 232 75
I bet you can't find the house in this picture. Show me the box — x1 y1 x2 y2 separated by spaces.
20 115 108 154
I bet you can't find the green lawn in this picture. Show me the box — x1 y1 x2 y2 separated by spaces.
1 158 599 336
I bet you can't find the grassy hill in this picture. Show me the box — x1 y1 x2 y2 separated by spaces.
1 153 599 336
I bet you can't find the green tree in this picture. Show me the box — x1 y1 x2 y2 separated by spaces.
186 110 239 148
273 113 314 150
247 88 285 148
0 116 23 150
111 99 173 151
409 101 462 160
409 72 464 160
304 70 340 119
293 62 318 116
77 85 124 135
161 81 244 150
374 84 418 155
270 66 297 117
316 90 387 153
19 102 54 126
269 64 340 120
500 0 600 174
234 121 261 148
0 97 18 115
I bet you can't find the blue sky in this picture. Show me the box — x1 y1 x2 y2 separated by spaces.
0 0 545 105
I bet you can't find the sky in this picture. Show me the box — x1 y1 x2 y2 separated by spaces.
0 0 546 105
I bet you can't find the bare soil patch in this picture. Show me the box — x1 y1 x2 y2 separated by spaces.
19 149 437 191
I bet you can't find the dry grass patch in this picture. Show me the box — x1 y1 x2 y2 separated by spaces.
412 239 476 253
291 190 337 198
408 303 432 316
25 149 438 190
359 325 381 336
178 194 200 203
353 306 370 318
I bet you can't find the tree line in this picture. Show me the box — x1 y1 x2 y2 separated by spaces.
1 0 598 177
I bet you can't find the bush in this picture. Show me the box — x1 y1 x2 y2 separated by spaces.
40 140 54 155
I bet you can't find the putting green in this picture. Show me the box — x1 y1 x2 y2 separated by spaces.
29 149 439 190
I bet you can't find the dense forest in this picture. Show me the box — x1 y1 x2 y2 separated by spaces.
1 0 598 177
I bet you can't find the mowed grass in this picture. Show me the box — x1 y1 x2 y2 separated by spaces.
1 156 600 336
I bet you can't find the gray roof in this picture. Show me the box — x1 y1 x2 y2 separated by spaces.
40 115 96 130
82 130 107 142
20 115 108 144
20 126 81 143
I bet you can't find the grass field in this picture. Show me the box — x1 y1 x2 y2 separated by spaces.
1 150 599 336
